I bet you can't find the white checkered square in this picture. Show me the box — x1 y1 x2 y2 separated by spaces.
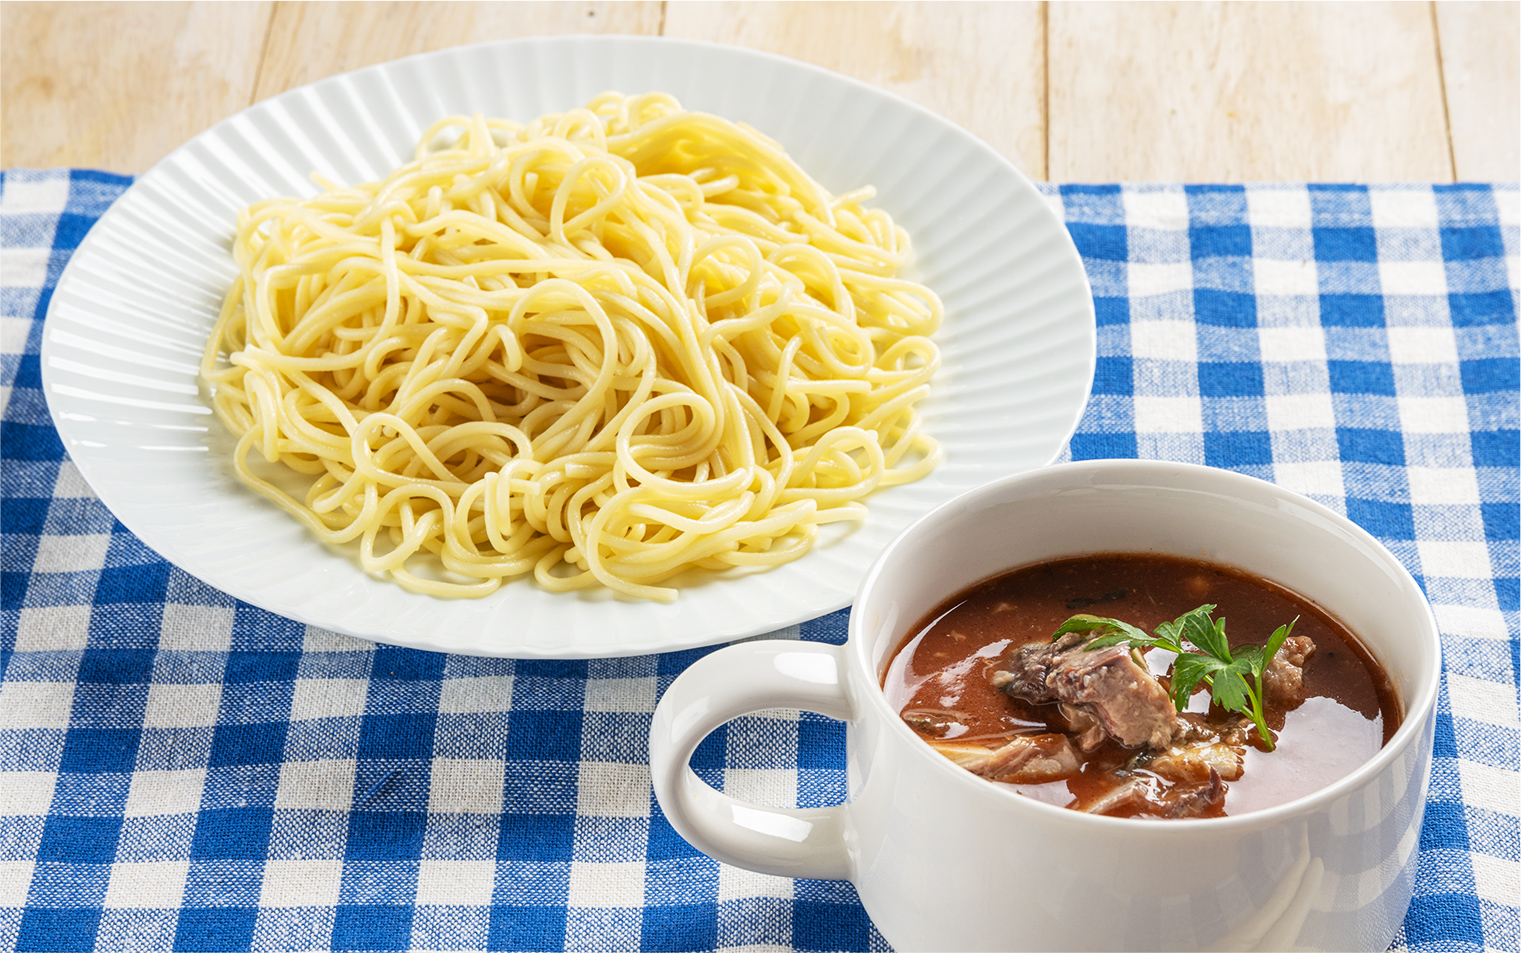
1456 760 1519 816
1 317 31 366
1379 260 1447 297
103 861 189 908
0 860 34 904
1272 462 1346 500
576 762 650 818
1258 325 1327 363
1417 541 1493 579
0 680 75 730
566 861 645 909
1447 674 1521 729
1497 185 1520 225
1128 261 1193 298
428 758 505 815
1254 258 1320 297
0 246 54 291
1245 187 1313 229
14 604 92 651
158 603 234 652
724 768 798 809
1408 467 1481 505
1265 393 1337 432
437 676 513 714
1472 853 1521 908
1387 326 1459 366
717 864 794 903
1129 319 1197 361
51 461 96 498
143 683 221 729
1369 188 1440 229
582 677 656 713
31 532 111 574
415 860 495 906
289 677 369 721
1133 395 1203 434
259 859 344 907
1433 604 1509 641
1398 396 1473 433
0 772 57 815
275 759 357 811
0 174 71 214
301 626 368 652
124 769 205 817
1123 188 1190 230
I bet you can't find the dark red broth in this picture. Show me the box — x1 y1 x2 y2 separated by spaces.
882 554 1402 817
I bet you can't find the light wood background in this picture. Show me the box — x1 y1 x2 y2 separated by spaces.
3 1 1518 181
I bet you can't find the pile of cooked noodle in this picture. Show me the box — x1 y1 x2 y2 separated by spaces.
201 92 941 601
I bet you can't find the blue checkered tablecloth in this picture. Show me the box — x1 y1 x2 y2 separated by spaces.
1 169 1516 952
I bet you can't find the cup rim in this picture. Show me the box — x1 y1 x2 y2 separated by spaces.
847 458 1443 830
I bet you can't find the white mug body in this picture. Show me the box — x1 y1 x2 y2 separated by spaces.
649 460 1441 951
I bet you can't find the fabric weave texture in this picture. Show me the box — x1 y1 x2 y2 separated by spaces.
0 170 1516 952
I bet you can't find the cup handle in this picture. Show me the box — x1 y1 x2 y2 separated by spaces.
649 639 855 880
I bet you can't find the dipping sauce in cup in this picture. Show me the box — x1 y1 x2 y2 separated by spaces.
883 552 1403 820
650 461 1441 951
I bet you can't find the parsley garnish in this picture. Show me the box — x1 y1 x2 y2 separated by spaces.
1052 605 1297 751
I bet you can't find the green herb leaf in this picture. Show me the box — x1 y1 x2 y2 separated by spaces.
1208 657 1255 714
1052 614 1154 647
1169 652 1224 709
1182 608 1231 661
1233 645 1267 674
1154 606 1214 655
1255 620 1297 679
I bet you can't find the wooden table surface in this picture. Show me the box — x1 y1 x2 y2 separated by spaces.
4 1 1517 182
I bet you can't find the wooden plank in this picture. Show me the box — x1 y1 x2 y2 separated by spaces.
252 1 664 102
1048 1 1455 181
0 1 274 174
1436 1 1521 181
662 1 1047 178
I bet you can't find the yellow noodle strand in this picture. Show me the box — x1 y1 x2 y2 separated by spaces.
200 92 942 603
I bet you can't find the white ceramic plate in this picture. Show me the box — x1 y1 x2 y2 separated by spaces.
42 36 1094 658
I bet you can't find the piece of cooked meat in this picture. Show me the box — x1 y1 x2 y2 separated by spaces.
1263 634 1316 712
1149 741 1244 783
991 632 1179 749
1161 766 1227 819
1077 766 1227 819
1058 704 1108 753
988 631 1086 704
1046 644 1179 749
1079 777 1153 816
928 733 1081 784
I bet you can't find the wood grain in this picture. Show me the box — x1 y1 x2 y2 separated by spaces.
1436 1 1521 180
1 1 1515 182
252 1 664 102
663 1 1047 178
1048 1 1455 181
1 1 273 173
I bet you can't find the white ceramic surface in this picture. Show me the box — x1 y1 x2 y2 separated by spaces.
649 460 1442 951
41 35 1095 658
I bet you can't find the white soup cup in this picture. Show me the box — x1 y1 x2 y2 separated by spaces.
649 460 1441 951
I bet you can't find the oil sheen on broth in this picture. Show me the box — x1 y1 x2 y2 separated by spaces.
881 554 1401 818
